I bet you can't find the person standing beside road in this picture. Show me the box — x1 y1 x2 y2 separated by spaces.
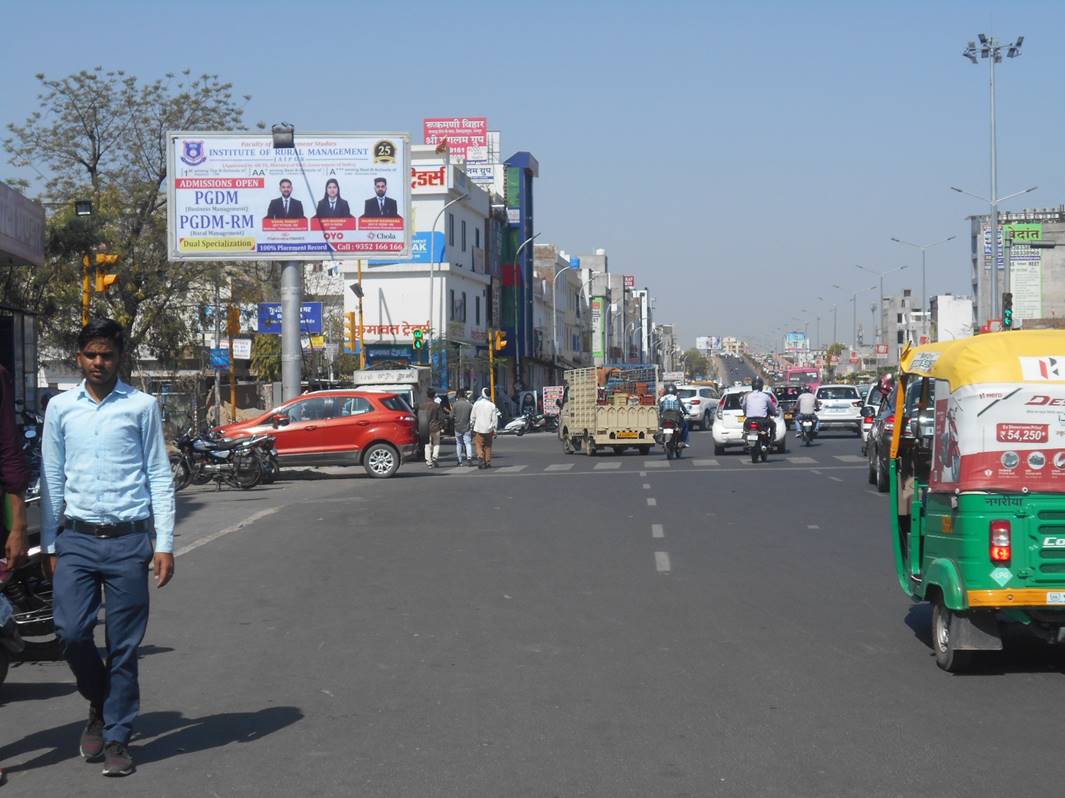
470 388 498 469
40 319 175 778
0 363 30 788
419 388 443 468
451 389 474 467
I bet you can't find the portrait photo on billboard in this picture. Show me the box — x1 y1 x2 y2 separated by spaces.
167 131 411 261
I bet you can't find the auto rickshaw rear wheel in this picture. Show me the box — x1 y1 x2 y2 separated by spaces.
932 598 972 673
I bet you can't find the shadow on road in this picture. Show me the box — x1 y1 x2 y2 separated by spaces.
0 706 303 773
0 681 77 705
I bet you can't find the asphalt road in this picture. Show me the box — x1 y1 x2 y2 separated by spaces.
4 428 1065 796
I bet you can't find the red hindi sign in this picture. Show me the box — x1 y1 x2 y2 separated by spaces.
624 275 636 289
423 117 488 160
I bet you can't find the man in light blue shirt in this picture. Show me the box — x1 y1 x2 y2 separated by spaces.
40 318 175 778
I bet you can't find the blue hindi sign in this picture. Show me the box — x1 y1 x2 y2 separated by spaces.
209 348 230 369
257 302 323 334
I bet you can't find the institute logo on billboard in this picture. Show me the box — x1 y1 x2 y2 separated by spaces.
180 140 206 166
374 140 397 164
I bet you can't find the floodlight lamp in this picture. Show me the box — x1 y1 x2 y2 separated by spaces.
74 200 93 216
978 33 988 45
1015 35 1024 47
271 123 295 149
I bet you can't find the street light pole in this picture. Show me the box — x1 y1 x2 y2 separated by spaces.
891 235 957 323
962 33 1025 320
428 192 468 380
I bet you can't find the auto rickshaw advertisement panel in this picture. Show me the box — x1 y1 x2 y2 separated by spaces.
930 382 1065 493
899 330 1065 391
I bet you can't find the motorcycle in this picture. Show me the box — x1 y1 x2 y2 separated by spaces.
799 414 818 447
500 413 532 436
744 417 772 463
1 543 60 687
248 434 280 484
658 418 683 460
170 428 262 491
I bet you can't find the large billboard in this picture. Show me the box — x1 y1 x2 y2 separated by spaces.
167 132 410 261
784 331 808 352
422 117 487 161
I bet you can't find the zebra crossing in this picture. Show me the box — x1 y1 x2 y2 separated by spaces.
441 453 866 475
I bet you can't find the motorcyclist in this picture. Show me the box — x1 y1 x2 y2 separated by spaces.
658 383 689 447
741 377 777 442
794 383 820 437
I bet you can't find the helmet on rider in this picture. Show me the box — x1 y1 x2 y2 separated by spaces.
665 383 677 395
751 377 764 392
878 372 894 396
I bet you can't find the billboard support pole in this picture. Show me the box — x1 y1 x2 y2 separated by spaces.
281 260 302 401
213 282 222 423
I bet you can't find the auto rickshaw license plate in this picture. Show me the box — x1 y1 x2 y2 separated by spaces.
616 431 639 439
1047 592 1065 605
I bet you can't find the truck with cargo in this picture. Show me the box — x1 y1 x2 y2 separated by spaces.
558 366 660 456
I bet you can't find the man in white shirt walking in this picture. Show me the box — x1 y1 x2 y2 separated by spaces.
470 388 499 469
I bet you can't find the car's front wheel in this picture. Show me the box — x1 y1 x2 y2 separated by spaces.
363 443 400 478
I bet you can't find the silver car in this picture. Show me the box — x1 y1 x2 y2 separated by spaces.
676 384 719 430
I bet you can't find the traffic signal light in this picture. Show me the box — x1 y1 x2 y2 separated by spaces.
1002 292 1014 330
344 312 357 352
412 328 425 350
493 330 507 351
93 253 119 293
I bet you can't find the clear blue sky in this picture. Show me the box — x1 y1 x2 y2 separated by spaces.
3 0 1062 349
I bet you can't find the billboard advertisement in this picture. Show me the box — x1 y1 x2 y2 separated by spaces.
784 332 808 352
591 297 606 362
695 336 713 351
422 117 487 161
368 231 443 266
167 132 410 261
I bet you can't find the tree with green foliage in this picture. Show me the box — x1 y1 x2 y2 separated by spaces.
682 348 709 380
3 67 262 369
250 334 281 382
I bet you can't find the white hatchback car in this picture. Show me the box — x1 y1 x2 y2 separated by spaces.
712 388 787 455
815 384 863 436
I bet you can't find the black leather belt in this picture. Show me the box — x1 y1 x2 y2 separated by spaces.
63 517 150 538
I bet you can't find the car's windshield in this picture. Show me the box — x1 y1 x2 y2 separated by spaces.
817 387 859 400
677 389 697 399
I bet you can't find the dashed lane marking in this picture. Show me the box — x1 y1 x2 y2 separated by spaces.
647 497 658 507
691 459 719 467
834 455 866 463
652 523 664 539
494 465 527 473
644 461 670 469
175 507 281 558
642 483 651 489
828 475 844 482
807 524 820 530
655 551 672 573
787 456 817 464
593 462 622 470
544 463 574 472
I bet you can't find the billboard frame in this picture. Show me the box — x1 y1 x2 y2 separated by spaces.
166 130 411 262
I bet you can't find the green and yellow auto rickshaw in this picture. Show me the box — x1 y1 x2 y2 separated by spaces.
890 330 1065 671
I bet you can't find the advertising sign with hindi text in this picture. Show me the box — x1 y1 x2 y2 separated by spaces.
167 132 410 261
422 117 488 160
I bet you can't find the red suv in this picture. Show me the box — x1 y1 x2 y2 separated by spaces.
216 390 417 478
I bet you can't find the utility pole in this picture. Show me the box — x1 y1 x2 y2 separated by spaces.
357 259 366 369
213 282 222 425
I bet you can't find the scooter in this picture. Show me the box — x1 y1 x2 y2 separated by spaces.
500 413 532 436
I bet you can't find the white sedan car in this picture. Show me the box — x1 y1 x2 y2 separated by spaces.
712 389 787 455
815 384 863 436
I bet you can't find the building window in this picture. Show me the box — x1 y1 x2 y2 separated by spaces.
897 330 904 345
475 226 481 249
461 220 467 252
448 213 455 246
897 313 903 323
475 296 481 325
449 289 455 321
461 291 467 323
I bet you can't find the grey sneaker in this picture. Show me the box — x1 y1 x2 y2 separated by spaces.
102 742 134 777
80 705 105 762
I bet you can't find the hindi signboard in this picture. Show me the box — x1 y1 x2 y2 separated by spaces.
542 385 564 416
422 117 487 161
167 132 410 261
257 302 323 335
231 338 252 360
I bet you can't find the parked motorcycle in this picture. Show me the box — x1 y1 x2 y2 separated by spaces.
744 417 772 463
170 428 262 491
500 413 532 436
1 543 59 687
798 414 818 447
248 434 280 484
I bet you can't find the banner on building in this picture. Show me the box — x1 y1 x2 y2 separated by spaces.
257 302 323 335
167 132 411 261
1011 260 1043 321
875 344 889 359
784 332 808 352
422 117 488 161
591 297 606 361
623 275 636 289
695 336 714 351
